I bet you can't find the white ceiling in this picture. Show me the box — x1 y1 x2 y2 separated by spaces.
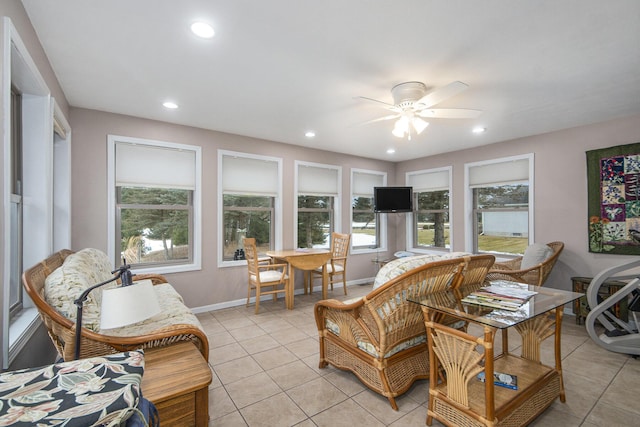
21 0 640 161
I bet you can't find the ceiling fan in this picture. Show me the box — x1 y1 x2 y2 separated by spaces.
356 81 482 140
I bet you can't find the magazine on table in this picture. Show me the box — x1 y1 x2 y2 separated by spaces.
461 282 537 311
477 371 518 390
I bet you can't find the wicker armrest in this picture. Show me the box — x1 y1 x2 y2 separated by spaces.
314 298 366 332
490 257 522 271
76 322 210 361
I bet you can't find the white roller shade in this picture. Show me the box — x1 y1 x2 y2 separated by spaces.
116 142 196 190
298 165 339 195
353 171 384 197
469 158 529 188
222 155 279 196
408 170 449 192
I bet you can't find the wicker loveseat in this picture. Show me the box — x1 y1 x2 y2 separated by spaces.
22 248 209 362
314 254 495 410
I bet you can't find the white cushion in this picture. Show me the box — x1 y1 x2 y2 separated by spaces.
520 243 554 270
252 270 285 283
314 263 344 274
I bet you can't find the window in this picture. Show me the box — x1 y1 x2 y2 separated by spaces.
351 169 386 251
108 136 201 272
219 151 282 262
407 167 451 250
296 162 341 249
223 195 274 259
465 154 533 255
9 88 23 318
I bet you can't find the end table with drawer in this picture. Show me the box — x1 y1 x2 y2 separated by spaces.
142 341 212 427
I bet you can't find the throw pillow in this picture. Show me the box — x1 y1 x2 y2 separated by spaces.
520 243 554 270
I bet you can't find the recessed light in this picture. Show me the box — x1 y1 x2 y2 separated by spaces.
191 22 215 39
163 101 179 109
472 126 487 134
386 148 396 154
305 131 316 138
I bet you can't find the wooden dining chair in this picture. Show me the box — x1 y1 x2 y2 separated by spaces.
242 237 288 313
309 232 351 295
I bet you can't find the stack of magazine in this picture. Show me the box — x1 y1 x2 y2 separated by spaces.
461 283 537 311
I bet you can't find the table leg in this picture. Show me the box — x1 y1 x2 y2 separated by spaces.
287 263 295 309
322 264 328 300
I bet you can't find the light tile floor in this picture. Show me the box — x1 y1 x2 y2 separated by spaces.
198 284 640 426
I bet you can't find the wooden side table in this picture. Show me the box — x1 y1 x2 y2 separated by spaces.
142 342 212 427
571 276 629 325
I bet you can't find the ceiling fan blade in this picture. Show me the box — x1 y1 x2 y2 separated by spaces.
413 81 469 109
416 108 482 119
354 96 399 111
357 114 401 125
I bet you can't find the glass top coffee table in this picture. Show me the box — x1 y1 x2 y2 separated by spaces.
409 279 584 330
409 280 584 426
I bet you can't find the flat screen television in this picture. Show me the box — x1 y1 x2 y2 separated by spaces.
374 186 413 213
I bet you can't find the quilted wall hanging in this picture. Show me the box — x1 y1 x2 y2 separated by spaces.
586 141 640 254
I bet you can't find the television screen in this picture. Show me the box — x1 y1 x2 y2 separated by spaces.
374 186 413 213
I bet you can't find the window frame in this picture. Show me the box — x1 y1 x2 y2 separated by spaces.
107 135 202 274
406 167 452 253
294 161 342 249
350 168 387 253
218 150 283 267
464 154 534 255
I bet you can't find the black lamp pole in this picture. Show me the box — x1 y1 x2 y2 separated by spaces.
73 260 133 360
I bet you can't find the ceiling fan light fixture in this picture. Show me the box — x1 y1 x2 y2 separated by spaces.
392 116 409 138
412 117 429 134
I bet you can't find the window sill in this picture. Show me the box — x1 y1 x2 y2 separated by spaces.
131 261 201 276
9 307 41 365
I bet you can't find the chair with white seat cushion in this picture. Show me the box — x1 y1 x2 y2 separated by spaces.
243 237 289 313
309 232 351 295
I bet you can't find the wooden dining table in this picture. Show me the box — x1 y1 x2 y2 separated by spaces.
266 249 331 309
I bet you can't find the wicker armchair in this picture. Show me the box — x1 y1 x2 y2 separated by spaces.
486 241 564 287
314 254 495 410
22 249 209 362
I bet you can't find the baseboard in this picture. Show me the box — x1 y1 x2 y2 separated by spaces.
191 278 374 314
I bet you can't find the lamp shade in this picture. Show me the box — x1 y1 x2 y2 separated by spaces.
100 279 161 330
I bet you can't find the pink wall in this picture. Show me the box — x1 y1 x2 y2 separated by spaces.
396 113 640 291
69 108 397 308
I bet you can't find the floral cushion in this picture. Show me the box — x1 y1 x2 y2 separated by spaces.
101 283 203 336
325 318 426 358
44 248 120 331
0 350 144 426
44 248 203 335
372 252 471 289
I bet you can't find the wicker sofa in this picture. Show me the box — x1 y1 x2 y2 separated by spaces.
22 248 209 362
314 254 495 410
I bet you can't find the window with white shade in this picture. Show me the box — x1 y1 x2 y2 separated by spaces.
219 151 282 262
108 136 201 272
351 169 386 251
296 162 341 249
407 167 452 250
465 154 534 255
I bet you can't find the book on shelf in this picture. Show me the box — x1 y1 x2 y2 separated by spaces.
477 371 518 390
461 284 537 311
